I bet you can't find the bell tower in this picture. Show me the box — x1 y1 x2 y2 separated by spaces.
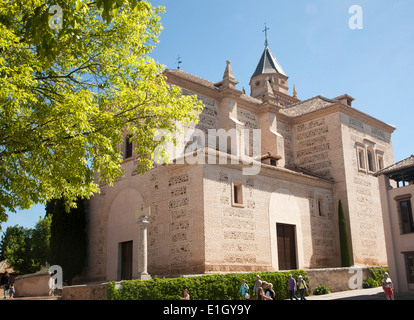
249 24 294 104
249 45 289 100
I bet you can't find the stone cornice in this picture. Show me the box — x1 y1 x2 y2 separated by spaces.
291 103 396 133
215 161 335 189
170 147 334 188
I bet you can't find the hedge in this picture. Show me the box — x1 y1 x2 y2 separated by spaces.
363 267 389 288
107 270 308 300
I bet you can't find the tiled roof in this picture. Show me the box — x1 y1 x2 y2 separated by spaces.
164 69 220 91
252 46 287 78
0 260 14 274
279 95 339 117
165 68 264 105
375 155 414 178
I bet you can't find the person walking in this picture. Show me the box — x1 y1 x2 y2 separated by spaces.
258 281 273 300
8 283 15 299
297 275 308 300
382 272 394 300
253 275 262 299
265 283 275 300
238 279 250 300
288 274 299 300
1 271 11 299
180 288 190 300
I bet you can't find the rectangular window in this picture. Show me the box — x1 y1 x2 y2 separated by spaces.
367 149 375 172
232 182 243 206
358 148 366 170
398 199 414 234
317 198 324 217
124 134 133 159
404 252 414 284
378 155 384 170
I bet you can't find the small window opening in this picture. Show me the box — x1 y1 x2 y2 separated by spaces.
232 182 243 206
367 149 375 172
125 134 133 159
378 155 384 170
318 198 324 217
358 149 365 170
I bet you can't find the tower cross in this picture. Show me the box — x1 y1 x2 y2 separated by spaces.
263 22 270 47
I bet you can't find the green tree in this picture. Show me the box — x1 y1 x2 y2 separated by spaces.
0 0 203 224
47 197 87 285
0 215 51 274
31 214 52 271
0 225 32 273
338 199 352 267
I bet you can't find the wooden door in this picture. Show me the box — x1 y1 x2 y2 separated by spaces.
277 224 297 270
120 241 133 280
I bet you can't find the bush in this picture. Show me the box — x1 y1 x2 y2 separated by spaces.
313 285 330 295
363 267 388 288
362 277 380 288
107 270 308 300
368 267 388 284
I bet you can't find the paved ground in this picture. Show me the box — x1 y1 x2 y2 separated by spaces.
303 286 414 300
1 296 60 300
2 287 413 300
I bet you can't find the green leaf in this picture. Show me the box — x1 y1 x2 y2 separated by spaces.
0 0 203 223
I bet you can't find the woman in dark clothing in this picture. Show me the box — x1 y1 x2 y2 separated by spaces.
1 271 11 299
265 283 275 300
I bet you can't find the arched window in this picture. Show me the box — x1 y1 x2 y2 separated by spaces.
367 148 375 172
358 148 365 170
378 155 384 170
124 134 133 159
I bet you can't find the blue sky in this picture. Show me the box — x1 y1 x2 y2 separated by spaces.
148 0 413 162
1 0 413 233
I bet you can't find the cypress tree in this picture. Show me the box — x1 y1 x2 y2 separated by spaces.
46 198 87 285
338 199 352 267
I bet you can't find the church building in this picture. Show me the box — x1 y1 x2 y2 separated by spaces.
84 43 395 282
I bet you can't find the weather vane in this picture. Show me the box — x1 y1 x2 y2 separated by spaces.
263 22 270 47
176 55 182 69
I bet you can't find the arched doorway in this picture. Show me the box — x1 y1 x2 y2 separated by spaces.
106 188 144 281
269 187 304 270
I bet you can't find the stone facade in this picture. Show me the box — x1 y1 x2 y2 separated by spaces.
83 46 395 283
376 155 414 293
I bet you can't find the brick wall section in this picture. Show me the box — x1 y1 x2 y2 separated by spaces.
62 282 108 300
306 267 373 293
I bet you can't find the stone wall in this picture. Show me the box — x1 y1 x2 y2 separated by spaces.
340 112 393 266
292 115 336 180
62 282 108 300
87 162 205 282
306 267 373 293
290 110 393 267
14 272 52 297
203 162 338 273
